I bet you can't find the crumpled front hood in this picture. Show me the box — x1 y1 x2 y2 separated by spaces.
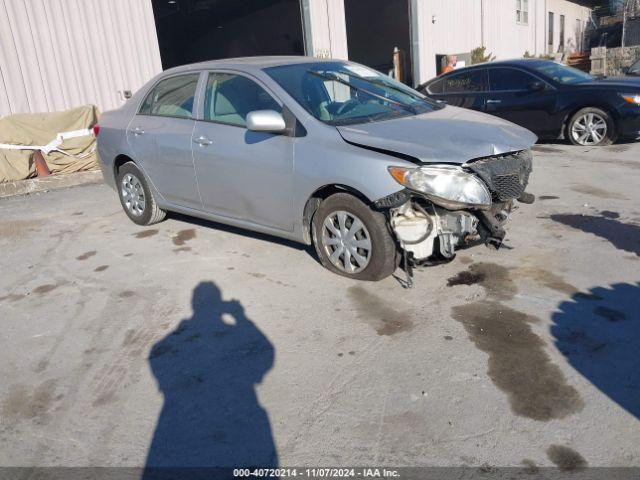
337 106 538 164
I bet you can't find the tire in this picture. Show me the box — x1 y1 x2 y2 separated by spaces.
116 162 166 226
567 107 615 146
312 193 398 281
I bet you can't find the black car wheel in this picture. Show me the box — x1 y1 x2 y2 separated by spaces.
568 107 615 146
117 162 166 226
312 193 398 281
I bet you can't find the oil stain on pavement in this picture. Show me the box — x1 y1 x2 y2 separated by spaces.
32 284 61 295
570 183 628 200
348 286 413 336
449 263 584 421
172 229 196 246
76 250 97 261
546 445 588 471
133 229 159 239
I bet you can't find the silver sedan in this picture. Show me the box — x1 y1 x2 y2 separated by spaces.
96 57 537 281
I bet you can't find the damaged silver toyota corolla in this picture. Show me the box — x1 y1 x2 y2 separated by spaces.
96 57 537 282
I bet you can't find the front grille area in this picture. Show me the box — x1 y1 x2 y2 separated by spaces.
465 150 533 202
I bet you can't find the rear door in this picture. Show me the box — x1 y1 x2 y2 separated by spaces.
439 69 488 110
127 73 203 209
485 67 559 135
191 71 295 231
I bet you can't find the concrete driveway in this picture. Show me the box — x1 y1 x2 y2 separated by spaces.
1 142 639 472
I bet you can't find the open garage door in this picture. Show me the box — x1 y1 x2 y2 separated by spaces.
152 0 305 70
344 0 413 85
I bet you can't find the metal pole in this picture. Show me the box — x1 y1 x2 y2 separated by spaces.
622 0 628 48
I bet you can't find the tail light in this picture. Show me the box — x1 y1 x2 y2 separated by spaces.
92 124 100 137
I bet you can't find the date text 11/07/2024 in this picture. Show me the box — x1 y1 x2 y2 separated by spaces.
233 468 401 478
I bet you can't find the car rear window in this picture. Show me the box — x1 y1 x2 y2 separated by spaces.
139 74 200 119
427 79 444 94
443 70 485 93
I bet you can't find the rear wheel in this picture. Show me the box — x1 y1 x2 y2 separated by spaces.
116 162 166 226
568 107 615 146
312 193 398 281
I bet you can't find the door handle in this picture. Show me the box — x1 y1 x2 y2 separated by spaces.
486 99 502 104
193 135 213 146
132 126 145 135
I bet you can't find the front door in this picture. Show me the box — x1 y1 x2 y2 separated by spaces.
485 67 559 136
127 73 202 209
192 72 294 231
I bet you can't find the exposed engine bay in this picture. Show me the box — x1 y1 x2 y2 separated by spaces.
386 150 534 276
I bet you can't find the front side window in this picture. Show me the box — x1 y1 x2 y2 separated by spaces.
139 74 199 119
265 61 440 126
517 0 529 24
203 73 281 127
444 70 486 93
488 68 537 91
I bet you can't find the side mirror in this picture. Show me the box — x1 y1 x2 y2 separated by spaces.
246 110 286 133
621 66 630 74
529 81 545 92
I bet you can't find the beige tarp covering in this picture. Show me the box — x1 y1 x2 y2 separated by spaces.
0 105 99 183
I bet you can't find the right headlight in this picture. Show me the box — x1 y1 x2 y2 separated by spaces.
388 165 492 209
620 93 640 105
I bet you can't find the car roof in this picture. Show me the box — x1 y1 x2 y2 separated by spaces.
423 58 554 85
162 56 339 75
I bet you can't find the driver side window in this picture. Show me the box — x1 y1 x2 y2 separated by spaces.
203 73 281 127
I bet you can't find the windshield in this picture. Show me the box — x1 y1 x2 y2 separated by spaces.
265 62 441 126
531 62 594 85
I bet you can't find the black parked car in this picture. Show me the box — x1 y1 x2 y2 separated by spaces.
419 59 640 146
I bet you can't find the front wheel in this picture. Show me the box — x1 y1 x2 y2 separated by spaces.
568 107 615 146
312 193 398 281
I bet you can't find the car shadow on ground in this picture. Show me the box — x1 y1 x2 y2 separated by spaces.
168 212 318 259
550 212 640 256
142 281 277 478
551 282 640 421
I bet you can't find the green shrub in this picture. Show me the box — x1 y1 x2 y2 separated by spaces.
471 46 495 64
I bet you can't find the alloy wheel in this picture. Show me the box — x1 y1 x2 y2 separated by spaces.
571 112 608 146
121 173 146 217
321 210 372 274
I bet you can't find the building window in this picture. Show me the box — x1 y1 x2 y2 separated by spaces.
559 15 565 51
517 0 529 25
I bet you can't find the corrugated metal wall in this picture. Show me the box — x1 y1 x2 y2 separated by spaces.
0 0 163 117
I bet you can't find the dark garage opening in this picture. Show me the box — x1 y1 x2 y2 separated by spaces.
152 0 306 70
344 0 413 84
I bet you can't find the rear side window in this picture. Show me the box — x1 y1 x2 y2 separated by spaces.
203 73 281 127
139 74 199 119
427 79 444 94
489 68 537 91
444 70 485 93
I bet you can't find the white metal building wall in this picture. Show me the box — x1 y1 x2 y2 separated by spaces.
302 0 349 60
404 0 591 82
0 0 162 117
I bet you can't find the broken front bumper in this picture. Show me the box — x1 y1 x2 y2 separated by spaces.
389 149 535 261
